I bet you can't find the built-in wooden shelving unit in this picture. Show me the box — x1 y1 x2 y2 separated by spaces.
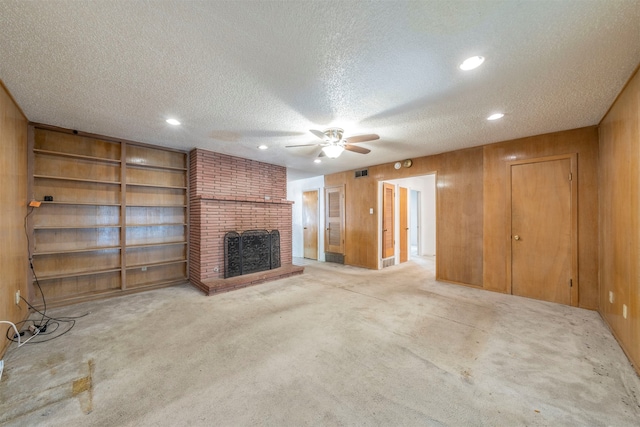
28 126 188 306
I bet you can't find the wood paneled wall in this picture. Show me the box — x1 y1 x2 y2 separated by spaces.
599 67 640 372
324 127 598 305
325 148 485 287
483 127 599 308
0 81 29 357
437 148 484 286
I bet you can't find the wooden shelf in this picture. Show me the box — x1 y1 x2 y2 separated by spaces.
34 148 121 164
30 126 188 305
126 182 187 189
35 225 121 230
33 246 121 255
126 203 187 208
126 162 187 172
35 267 122 281
126 259 187 269
126 223 186 227
34 174 120 185
39 201 121 206
126 241 187 249
125 277 188 292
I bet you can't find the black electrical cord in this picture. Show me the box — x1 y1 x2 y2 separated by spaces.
7 206 89 345
24 205 46 327
30 261 47 328
4 296 90 344
24 206 34 253
5 317 75 344
19 296 89 321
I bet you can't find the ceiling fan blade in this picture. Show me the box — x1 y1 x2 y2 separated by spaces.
310 129 330 142
344 144 371 154
285 143 321 148
344 133 380 144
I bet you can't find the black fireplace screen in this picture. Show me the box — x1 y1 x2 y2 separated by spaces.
224 230 280 278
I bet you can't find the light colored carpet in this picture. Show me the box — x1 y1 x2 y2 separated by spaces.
1 256 639 426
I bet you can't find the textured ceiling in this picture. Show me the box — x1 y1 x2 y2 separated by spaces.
1 1 639 179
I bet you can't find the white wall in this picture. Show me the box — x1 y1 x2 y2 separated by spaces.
410 190 419 251
287 175 325 261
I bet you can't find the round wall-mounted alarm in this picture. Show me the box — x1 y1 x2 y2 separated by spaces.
394 162 402 170
403 159 413 168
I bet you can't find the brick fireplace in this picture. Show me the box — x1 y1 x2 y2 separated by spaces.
189 149 303 295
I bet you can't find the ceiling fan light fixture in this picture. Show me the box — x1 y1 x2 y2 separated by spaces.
459 55 485 71
325 128 344 142
322 145 345 158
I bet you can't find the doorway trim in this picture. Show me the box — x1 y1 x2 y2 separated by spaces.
399 187 409 263
505 153 578 306
382 182 395 260
377 173 437 270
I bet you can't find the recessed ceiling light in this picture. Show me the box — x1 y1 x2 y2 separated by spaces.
487 113 505 121
314 159 321 164
258 145 268 150
459 56 485 71
166 118 181 126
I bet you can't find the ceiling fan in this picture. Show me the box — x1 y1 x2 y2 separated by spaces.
286 128 380 158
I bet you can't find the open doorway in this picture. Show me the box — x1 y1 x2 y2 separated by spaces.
410 189 420 257
378 174 436 268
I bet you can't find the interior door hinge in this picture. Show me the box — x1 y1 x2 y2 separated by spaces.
569 278 573 287
569 172 572 181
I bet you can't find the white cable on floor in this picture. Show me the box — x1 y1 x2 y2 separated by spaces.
1 320 21 348
1 320 41 348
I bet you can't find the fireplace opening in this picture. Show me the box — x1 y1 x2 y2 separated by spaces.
224 230 281 278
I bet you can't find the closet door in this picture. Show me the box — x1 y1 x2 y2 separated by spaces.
508 155 577 306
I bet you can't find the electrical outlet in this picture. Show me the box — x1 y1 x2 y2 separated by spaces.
623 304 628 319
609 291 614 304
15 290 20 305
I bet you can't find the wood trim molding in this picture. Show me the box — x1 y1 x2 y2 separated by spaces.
29 122 188 154
0 79 28 120
599 62 640 124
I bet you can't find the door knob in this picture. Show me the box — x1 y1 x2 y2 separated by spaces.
514 235 520 241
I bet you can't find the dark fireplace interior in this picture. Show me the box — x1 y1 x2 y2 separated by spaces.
224 230 281 278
